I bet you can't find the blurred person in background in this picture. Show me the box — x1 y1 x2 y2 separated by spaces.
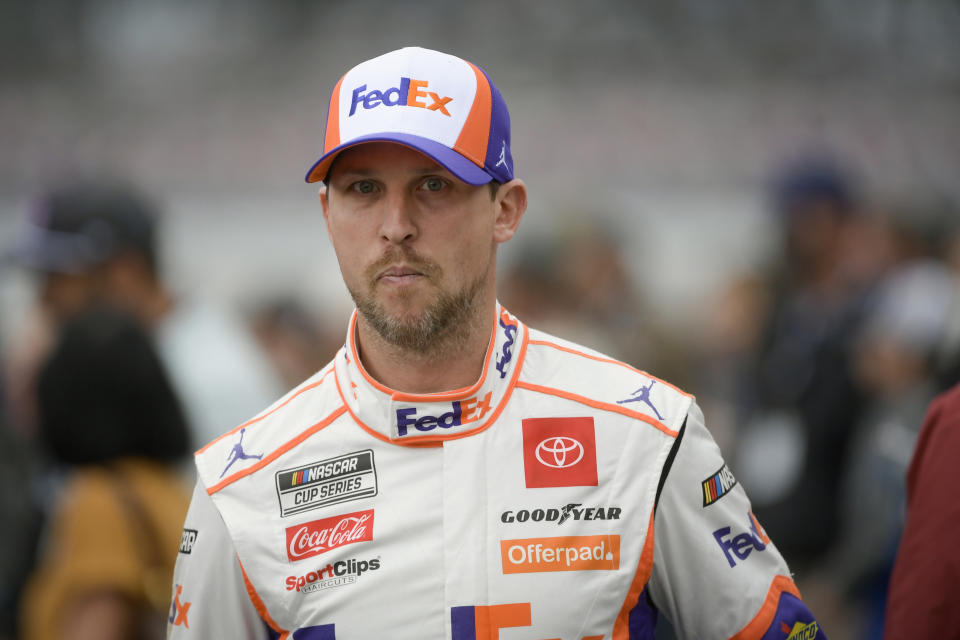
914 209 960 392
498 236 571 331
692 274 772 456
884 380 960 637
501 223 677 384
733 156 885 582
19 306 191 640
0 371 43 640
817 256 957 638
7 178 283 449
248 297 344 390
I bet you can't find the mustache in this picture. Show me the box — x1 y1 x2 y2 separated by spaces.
365 246 441 281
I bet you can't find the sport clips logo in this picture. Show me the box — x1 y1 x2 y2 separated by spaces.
285 557 381 594
349 78 452 117
285 509 373 562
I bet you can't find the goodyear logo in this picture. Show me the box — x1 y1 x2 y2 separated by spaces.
784 620 819 640
702 463 738 507
349 78 452 117
275 450 378 517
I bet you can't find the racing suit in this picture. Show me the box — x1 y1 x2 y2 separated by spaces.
168 305 824 639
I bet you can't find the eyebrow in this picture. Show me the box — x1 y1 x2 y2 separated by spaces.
330 165 450 183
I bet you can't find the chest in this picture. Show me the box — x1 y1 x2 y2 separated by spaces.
220 401 669 639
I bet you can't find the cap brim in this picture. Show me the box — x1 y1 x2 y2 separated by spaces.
7 227 101 274
305 133 493 186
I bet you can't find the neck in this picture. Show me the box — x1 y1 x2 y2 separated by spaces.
354 294 496 394
141 286 175 328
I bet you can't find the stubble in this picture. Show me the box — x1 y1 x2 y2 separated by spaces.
348 247 490 358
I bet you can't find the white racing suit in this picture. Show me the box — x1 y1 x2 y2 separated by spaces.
168 305 824 639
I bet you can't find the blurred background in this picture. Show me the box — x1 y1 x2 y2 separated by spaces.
1 0 959 638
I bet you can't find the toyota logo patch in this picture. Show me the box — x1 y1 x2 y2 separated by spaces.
535 437 584 469
521 417 598 488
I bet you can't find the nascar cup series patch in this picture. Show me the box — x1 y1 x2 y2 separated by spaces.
275 450 378 517
701 463 737 507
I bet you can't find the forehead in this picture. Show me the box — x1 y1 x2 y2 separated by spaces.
328 142 449 179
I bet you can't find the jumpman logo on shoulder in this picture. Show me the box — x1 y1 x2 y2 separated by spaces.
220 428 263 479
494 140 509 170
617 380 663 421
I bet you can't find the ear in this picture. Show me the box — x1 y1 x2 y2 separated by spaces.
319 184 332 235
492 179 527 245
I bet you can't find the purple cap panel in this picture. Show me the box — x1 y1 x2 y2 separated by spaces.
306 133 494 186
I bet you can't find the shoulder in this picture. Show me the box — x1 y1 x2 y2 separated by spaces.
193 357 344 493
910 382 960 475
518 326 693 436
925 382 960 426
57 467 124 526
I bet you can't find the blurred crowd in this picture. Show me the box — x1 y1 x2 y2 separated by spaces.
0 155 958 638
505 155 960 636
0 180 337 639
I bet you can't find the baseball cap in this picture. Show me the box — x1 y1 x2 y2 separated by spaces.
305 46 513 186
771 154 856 217
11 180 158 274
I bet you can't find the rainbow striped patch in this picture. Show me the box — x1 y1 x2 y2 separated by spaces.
702 463 738 507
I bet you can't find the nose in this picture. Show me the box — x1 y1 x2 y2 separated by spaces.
378 191 418 245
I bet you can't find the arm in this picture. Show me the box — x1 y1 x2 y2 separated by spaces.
648 403 824 639
59 592 137 640
167 480 269 639
884 386 960 636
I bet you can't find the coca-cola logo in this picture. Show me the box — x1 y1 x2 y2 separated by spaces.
285 509 374 562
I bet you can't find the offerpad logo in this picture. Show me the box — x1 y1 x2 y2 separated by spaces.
500 535 620 574
285 509 373 562
521 417 598 488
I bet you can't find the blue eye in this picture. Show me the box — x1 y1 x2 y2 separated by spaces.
421 177 446 192
351 181 377 194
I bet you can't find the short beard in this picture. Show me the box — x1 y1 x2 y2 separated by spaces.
349 249 489 357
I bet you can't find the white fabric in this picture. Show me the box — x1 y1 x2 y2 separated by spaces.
155 300 284 450
649 403 793 638
170 304 795 639
337 47 477 146
167 481 266 638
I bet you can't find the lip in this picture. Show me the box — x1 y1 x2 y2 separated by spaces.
377 265 425 283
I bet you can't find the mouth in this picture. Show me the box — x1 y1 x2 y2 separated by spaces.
377 265 426 284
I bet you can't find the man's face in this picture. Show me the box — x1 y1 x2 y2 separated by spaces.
321 143 502 352
39 271 96 323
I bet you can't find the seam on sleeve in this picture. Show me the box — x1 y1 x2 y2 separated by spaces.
654 417 687 511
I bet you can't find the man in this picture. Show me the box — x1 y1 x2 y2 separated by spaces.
170 47 824 639
885 381 960 637
8 179 282 448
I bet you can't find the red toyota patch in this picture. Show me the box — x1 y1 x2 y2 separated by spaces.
521 417 598 488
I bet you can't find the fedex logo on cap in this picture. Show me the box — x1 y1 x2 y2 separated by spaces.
307 47 514 186
349 78 452 117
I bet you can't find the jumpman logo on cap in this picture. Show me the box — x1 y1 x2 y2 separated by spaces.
220 428 263 478
495 140 509 170
617 380 664 421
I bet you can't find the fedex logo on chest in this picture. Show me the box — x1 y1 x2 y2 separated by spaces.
395 391 492 437
349 78 452 117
